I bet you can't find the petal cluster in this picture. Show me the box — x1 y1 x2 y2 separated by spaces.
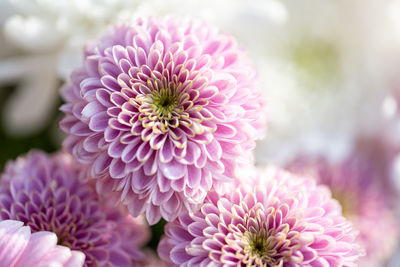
158 166 364 266
287 155 400 266
0 150 150 267
60 17 265 224
0 220 85 267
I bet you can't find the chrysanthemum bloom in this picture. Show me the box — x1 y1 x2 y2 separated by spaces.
287 155 399 267
60 17 265 224
158 166 364 266
1 0 280 137
0 220 85 267
0 151 150 267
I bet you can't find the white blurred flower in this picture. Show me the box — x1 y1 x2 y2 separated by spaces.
255 0 400 164
381 89 400 196
0 1 15 58
1 0 284 135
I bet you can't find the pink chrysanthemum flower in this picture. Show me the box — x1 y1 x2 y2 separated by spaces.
59 17 265 224
158 166 364 266
287 155 399 267
0 220 85 267
0 151 150 267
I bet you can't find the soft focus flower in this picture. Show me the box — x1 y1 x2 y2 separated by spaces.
3 0 284 78
255 0 400 165
380 89 400 195
0 0 15 58
136 250 166 267
158 166 363 266
287 155 399 267
0 0 62 137
0 0 61 136
0 150 150 266
355 133 400 199
60 17 265 224
0 219 85 267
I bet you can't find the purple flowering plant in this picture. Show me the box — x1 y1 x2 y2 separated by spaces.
0 15 378 267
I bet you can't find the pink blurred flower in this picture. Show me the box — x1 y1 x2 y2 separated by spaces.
135 250 166 267
158 166 363 266
0 220 85 267
0 150 150 267
287 155 399 266
60 17 265 224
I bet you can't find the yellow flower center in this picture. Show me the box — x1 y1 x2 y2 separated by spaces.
151 87 180 119
242 229 282 266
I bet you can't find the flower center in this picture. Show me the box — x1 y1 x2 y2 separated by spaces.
242 229 278 265
135 81 192 134
245 231 268 256
151 88 180 119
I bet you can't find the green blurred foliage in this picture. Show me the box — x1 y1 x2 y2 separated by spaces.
148 220 167 249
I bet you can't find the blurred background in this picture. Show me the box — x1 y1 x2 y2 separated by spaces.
1 0 400 265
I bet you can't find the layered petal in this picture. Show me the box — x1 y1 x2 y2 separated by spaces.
0 150 150 267
60 17 266 224
0 220 85 267
159 166 364 266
